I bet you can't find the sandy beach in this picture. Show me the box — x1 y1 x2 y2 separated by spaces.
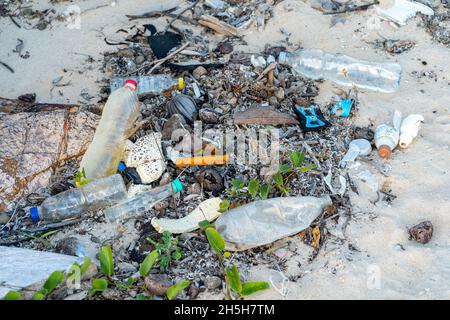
1 0 449 300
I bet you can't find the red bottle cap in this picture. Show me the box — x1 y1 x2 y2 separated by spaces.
124 79 137 91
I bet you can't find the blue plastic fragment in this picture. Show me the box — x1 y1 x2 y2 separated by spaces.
330 99 352 117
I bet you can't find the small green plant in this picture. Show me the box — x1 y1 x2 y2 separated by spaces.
2 291 21 300
147 231 182 271
220 150 316 210
199 221 270 300
99 244 114 278
32 270 65 300
74 168 89 188
166 280 190 300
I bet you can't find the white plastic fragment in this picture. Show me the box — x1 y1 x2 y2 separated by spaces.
399 114 424 148
151 198 222 234
124 132 166 184
375 0 434 26
0 246 83 297
250 55 267 69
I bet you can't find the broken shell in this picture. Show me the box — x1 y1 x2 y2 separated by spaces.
168 94 198 124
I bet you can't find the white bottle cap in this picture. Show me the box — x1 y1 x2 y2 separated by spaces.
399 133 413 148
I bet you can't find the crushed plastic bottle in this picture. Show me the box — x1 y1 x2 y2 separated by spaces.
29 174 127 222
399 114 424 148
104 179 183 222
110 75 180 95
215 196 332 251
375 110 402 159
80 80 140 180
278 49 402 93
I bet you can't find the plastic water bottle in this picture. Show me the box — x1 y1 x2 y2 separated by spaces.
30 174 127 222
278 49 402 93
110 75 180 95
104 179 183 222
215 196 332 251
80 80 140 180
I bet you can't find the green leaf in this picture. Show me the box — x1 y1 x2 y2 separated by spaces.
231 178 244 190
43 270 64 295
205 227 225 253
223 251 231 258
273 172 283 186
226 264 242 293
135 293 148 300
218 199 230 213
199 220 214 230
32 292 46 300
139 250 159 277
99 245 114 277
290 150 305 167
166 280 190 300
278 164 292 174
127 277 135 286
299 164 317 172
91 278 108 294
80 257 91 275
38 229 59 240
260 184 270 200
248 180 259 199
2 291 21 300
240 281 270 296
172 250 182 260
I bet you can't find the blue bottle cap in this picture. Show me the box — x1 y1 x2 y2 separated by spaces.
30 207 40 222
117 161 126 171
171 179 183 193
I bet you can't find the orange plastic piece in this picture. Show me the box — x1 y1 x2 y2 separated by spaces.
175 155 229 167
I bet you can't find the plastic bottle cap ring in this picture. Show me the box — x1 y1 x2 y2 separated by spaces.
30 207 40 222
171 179 183 193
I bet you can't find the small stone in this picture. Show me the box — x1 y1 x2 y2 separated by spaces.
195 169 225 195
0 212 9 225
199 108 221 124
118 262 137 274
188 285 201 299
214 41 233 54
408 221 433 244
162 114 190 141
55 237 86 257
135 55 145 64
205 276 222 290
274 87 285 100
229 96 237 106
117 48 135 58
36 21 47 30
193 66 207 79
269 96 279 107
187 183 202 195
154 201 168 213
145 274 172 296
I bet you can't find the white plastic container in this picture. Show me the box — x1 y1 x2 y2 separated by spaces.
215 196 332 251
399 114 424 148
278 49 402 93
374 110 402 159
30 174 127 222
80 80 140 180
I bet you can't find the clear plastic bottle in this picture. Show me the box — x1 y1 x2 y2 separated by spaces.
215 196 332 251
278 49 402 93
104 179 183 222
80 80 140 180
110 75 179 95
30 174 127 222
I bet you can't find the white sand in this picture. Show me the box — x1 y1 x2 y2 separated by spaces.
1 0 449 299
